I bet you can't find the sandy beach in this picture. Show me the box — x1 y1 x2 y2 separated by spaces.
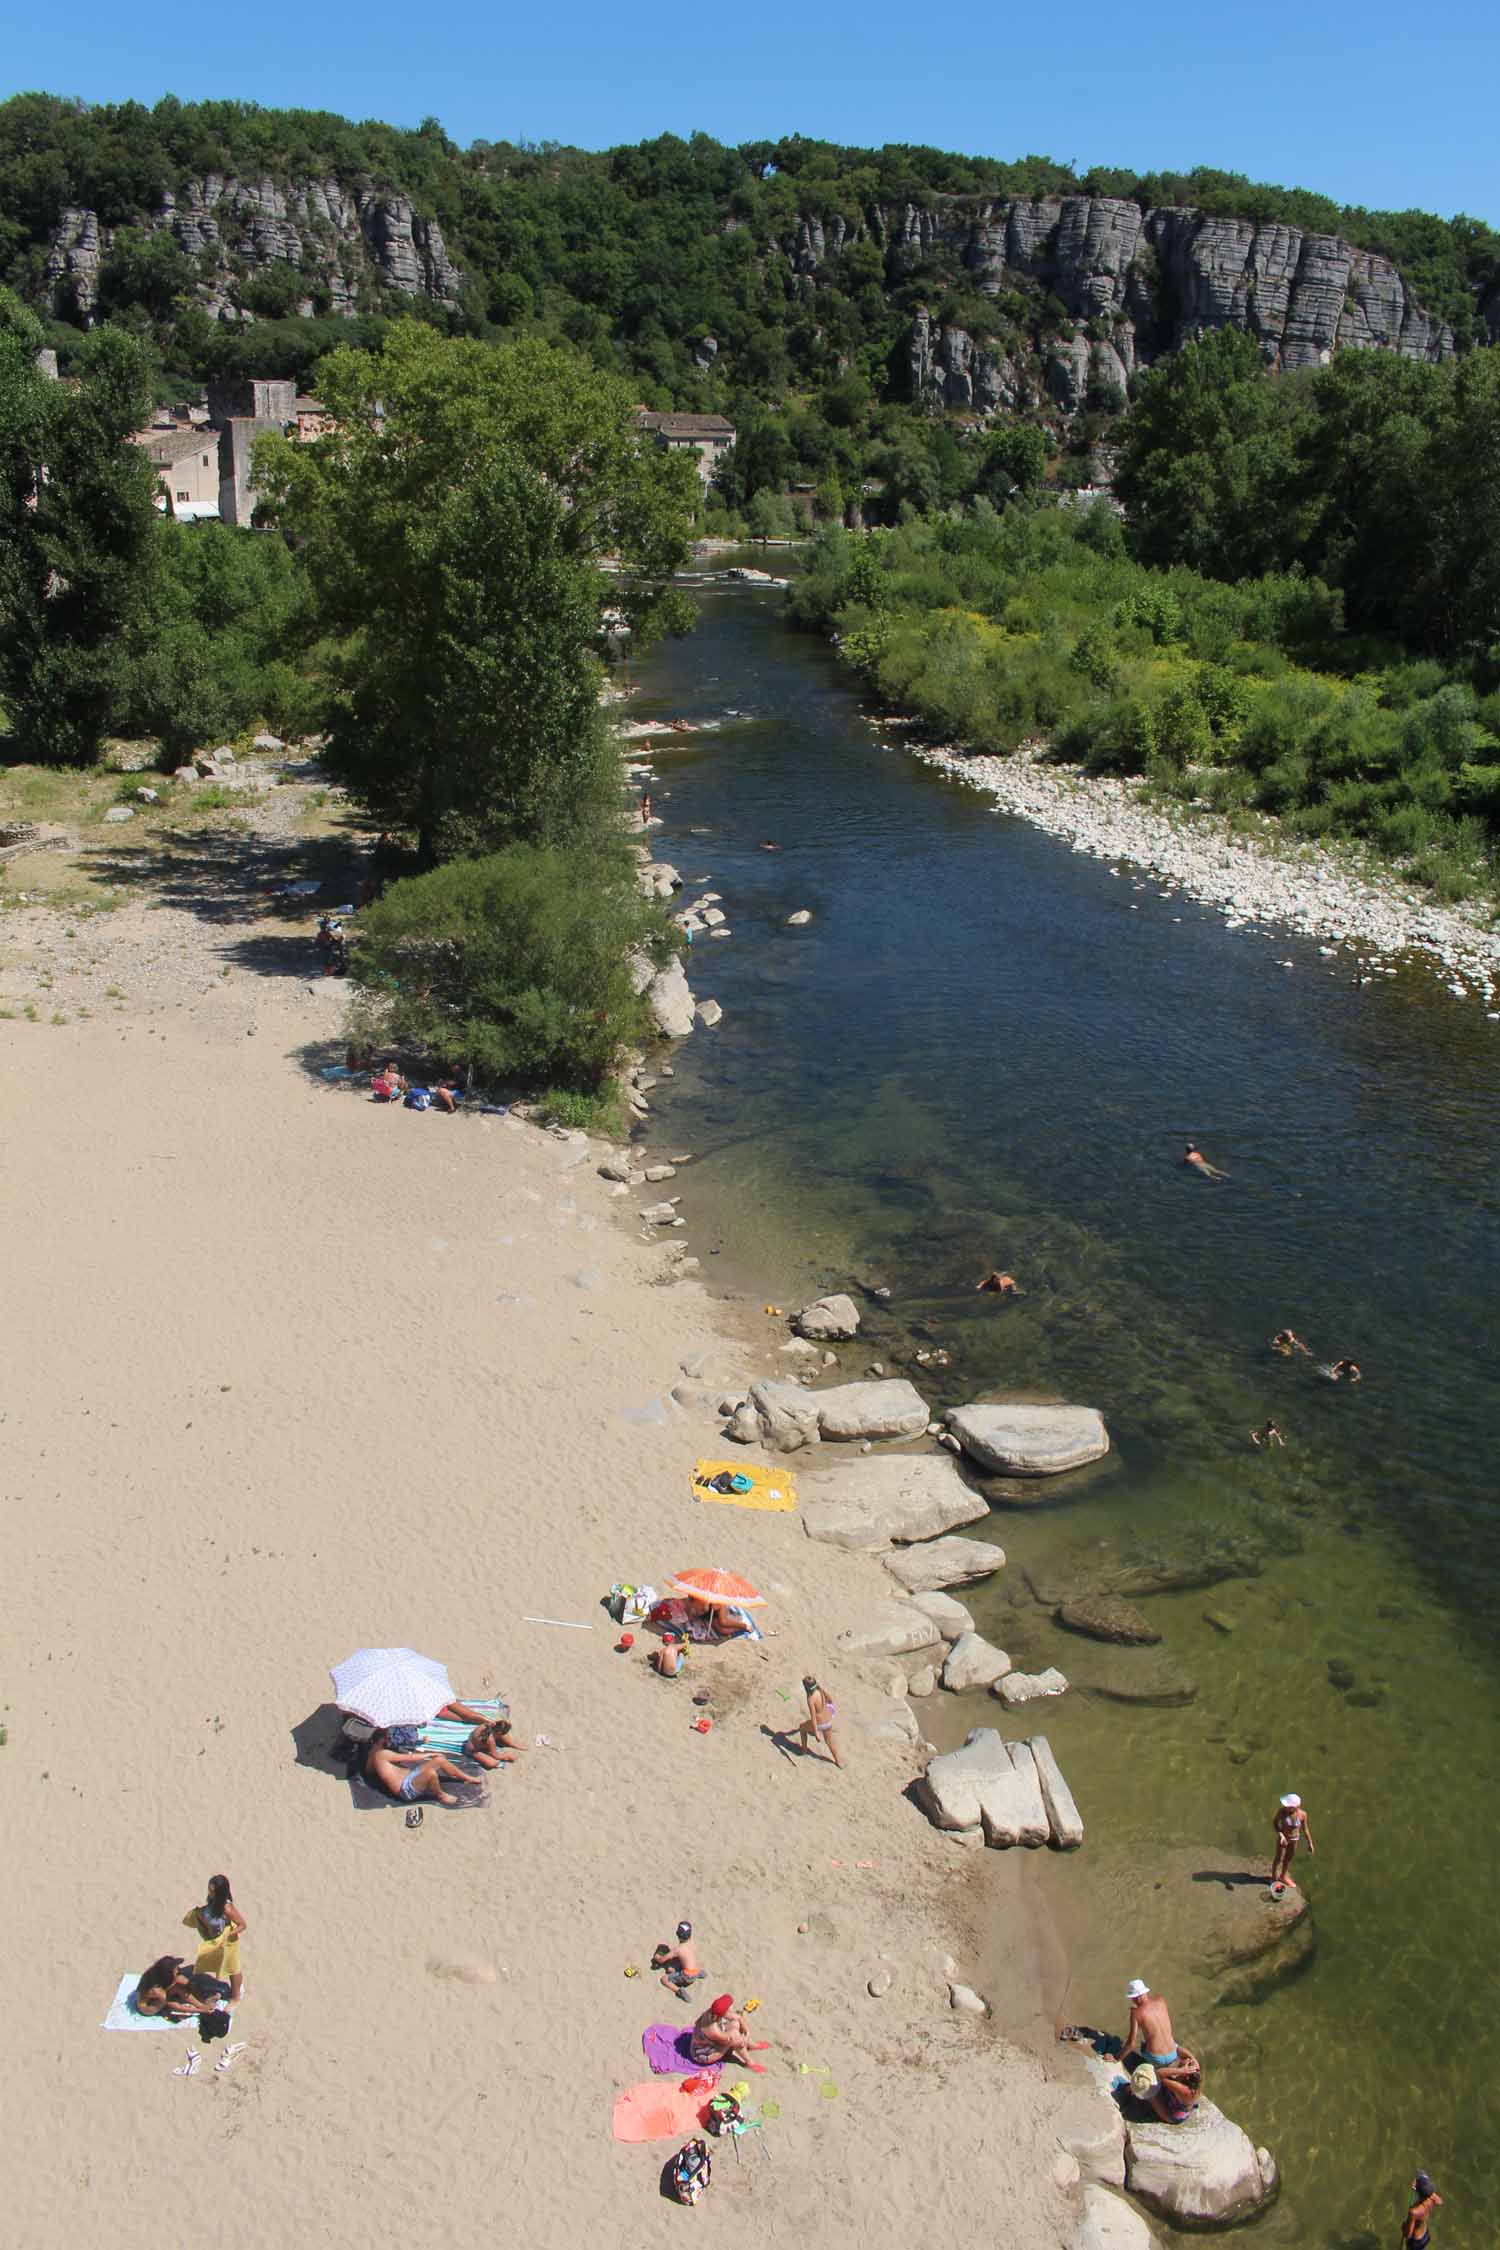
0 797 1080 2248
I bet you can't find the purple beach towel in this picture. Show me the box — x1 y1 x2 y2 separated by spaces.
642 2022 720 2080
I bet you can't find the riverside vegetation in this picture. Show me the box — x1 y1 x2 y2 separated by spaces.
791 332 1500 906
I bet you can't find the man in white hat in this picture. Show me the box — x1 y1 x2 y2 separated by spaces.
1270 1791 1316 1897
1124 1979 1178 2068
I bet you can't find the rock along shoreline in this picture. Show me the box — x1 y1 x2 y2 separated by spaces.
893 733 1500 1010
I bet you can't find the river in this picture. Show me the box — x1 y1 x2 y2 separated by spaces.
630 576 1500 2248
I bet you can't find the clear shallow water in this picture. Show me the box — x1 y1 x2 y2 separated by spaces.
631 587 1500 2247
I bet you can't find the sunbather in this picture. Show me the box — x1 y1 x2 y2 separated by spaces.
134 1957 224 2019
363 1728 484 1808
689 1994 768 2072
463 1717 521 1768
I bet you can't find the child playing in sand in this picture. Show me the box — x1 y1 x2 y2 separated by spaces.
183 1874 246 2005
653 1921 705 1999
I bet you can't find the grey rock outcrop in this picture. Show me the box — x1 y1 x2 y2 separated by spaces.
43 174 462 324
1055 2080 1128 2189
884 1533 1006 1594
744 1379 824 1453
1030 1734 1084 1848
792 1293 861 1341
940 1631 1012 1691
947 1402 1110 1477
890 194 1455 420
629 951 697 1038
800 1455 989 1550
1124 2100 1278 2228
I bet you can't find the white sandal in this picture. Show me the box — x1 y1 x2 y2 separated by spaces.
173 2049 200 2077
215 2041 249 2074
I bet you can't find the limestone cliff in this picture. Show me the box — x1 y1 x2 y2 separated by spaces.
790 194 1455 418
42 173 463 324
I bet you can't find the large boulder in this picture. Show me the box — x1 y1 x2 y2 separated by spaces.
1055 2080 1127 2188
1030 1734 1084 1847
1071 2184 1156 2250
793 1293 861 1341
1124 2100 1278 2228
918 1728 1050 1846
1059 1595 1160 1646
802 1456 989 1552
941 1631 1013 1691
885 1534 1006 1594
814 1378 930 1442
908 1589 975 1642
836 1600 942 1660
745 1379 823 1453
947 1402 1110 1477
631 951 697 1038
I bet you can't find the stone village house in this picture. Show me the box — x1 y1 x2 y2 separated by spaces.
130 380 334 525
632 409 735 487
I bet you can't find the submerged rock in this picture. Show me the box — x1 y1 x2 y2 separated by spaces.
994 1667 1069 1708
947 1402 1110 1476
1058 1595 1160 1645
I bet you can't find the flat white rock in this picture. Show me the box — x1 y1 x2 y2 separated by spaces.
801 1456 989 1552
946 1402 1109 1476
884 1534 1006 1593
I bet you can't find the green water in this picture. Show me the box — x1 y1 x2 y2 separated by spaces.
632 582 1500 2246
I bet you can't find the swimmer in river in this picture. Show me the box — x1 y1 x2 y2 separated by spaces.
1329 1358 1362 1384
759 840 780 851
977 1270 1020 1297
1183 1141 1229 1179
1271 1329 1311 1358
1251 1419 1286 1448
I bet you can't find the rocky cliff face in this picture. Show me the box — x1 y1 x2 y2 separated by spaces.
42 173 463 323
790 194 1455 417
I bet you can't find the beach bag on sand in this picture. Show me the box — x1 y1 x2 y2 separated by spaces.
671 2139 712 2204
405 1086 432 1111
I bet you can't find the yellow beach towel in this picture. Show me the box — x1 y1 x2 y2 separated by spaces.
692 1459 797 1514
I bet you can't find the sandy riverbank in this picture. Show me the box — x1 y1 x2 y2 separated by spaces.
900 734 1500 1004
0 801 1083 2248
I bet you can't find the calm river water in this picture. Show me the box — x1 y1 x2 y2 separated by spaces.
632 579 1500 2248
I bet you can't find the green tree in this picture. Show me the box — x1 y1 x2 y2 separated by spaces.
348 842 665 1090
0 295 157 762
973 420 1047 503
1114 331 1310 579
258 320 697 859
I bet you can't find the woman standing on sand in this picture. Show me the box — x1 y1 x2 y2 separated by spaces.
794 1676 845 1769
184 1874 246 2005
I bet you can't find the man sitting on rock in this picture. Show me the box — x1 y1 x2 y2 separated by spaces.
1124 1978 1179 2070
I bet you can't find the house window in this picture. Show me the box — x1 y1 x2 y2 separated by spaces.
176 489 190 502
202 455 210 466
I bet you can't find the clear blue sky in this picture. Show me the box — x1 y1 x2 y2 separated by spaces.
7 0 1500 225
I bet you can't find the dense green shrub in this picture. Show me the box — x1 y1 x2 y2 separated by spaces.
349 843 669 1091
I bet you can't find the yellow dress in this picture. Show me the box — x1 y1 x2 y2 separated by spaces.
184 1906 241 1981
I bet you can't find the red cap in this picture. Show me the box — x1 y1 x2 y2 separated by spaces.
710 1994 734 2019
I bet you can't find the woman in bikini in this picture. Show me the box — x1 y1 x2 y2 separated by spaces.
1402 2172 1442 2247
1269 1792 1316 1895
794 1675 844 1769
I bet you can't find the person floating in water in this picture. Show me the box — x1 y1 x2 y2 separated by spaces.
1271 1329 1311 1358
1251 1419 1286 1448
1402 2172 1443 2247
1329 1357 1362 1384
1269 1791 1315 1897
1183 1141 1228 1179
976 1270 1020 1297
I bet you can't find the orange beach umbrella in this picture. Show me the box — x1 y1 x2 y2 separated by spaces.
668 1567 766 1609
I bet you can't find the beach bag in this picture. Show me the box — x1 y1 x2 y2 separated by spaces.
706 2091 743 2136
671 2139 712 2204
405 1087 432 1110
624 1582 658 1625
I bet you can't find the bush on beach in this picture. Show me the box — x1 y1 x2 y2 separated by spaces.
347 843 672 1095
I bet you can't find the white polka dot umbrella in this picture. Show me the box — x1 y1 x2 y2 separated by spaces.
330 1647 454 1727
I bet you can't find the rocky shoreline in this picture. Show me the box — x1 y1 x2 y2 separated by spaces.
898 732 1500 1007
